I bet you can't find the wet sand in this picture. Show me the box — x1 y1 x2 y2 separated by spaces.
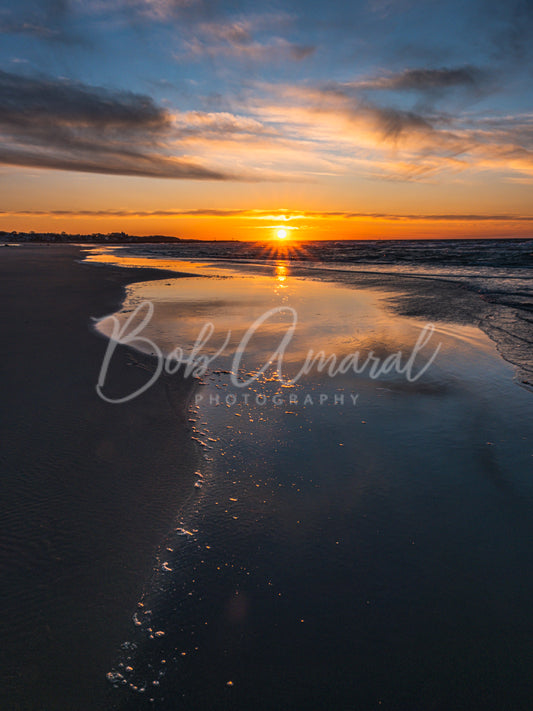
90 254 533 711
0 245 199 710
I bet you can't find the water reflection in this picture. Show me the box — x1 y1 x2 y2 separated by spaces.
275 262 288 282
94 253 533 711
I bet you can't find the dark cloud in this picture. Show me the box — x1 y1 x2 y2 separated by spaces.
0 70 169 128
290 44 315 60
309 82 437 138
366 66 486 92
366 104 434 138
341 212 533 221
2 208 533 221
0 147 227 179
0 70 232 179
0 208 252 217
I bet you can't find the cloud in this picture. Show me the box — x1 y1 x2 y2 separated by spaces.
364 105 434 139
248 80 533 180
172 111 270 139
0 70 315 182
1 64 532 187
0 69 169 128
123 0 196 19
175 15 315 62
2 208 533 222
180 37 315 61
0 70 239 179
0 147 228 179
71 0 198 22
355 66 487 93
0 0 197 37
262 82 446 143
198 19 255 46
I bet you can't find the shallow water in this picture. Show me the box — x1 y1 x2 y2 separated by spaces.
87 238 533 388
92 256 533 710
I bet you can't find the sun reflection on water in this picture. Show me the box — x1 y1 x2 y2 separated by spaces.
275 262 287 282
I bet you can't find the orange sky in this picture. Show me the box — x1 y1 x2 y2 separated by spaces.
1 164 533 239
1 204 533 240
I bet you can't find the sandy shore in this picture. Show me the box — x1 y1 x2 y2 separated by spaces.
0 245 199 710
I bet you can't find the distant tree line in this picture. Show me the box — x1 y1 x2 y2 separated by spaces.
0 231 193 243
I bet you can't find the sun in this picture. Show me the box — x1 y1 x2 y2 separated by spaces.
277 229 288 240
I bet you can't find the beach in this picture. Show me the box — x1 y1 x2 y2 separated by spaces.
3 0 533 705
0 245 200 710
1 243 533 711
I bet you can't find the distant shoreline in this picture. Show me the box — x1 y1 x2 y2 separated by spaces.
2 231 531 244
1 230 197 243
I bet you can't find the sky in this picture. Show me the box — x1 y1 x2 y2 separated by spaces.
0 0 532 240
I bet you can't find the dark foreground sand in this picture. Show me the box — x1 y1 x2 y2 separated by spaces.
0 245 199 710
